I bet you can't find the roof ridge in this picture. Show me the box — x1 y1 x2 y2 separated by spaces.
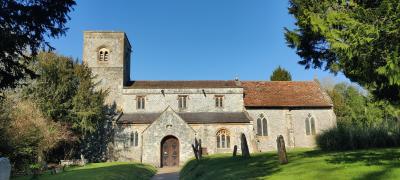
241 80 316 83
129 80 235 82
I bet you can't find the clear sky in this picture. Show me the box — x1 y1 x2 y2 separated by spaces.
49 0 349 82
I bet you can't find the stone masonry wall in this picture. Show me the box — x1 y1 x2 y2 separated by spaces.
121 88 244 113
141 108 196 167
112 124 147 162
191 123 255 154
83 31 131 109
247 108 336 152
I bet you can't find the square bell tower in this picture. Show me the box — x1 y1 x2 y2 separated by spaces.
83 31 132 108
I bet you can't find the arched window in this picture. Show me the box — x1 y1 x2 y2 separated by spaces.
257 114 268 136
305 114 316 135
216 129 230 148
130 131 139 147
98 48 109 61
104 51 109 61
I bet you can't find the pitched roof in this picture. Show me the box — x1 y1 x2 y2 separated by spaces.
117 112 251 124
241 81 333 108
124 80 240 89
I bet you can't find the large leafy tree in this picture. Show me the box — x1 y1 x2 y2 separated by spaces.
270 66 292 81
23 52 109 161
285 0 400 104
325 83 399 127
0 0 75 91
1 98 70 170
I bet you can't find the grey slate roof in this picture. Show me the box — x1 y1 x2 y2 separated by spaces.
117 112 251 124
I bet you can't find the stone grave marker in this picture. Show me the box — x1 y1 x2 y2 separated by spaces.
240 133 250 158
276 135 288 164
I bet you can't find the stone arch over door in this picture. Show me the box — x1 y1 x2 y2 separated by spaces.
142 107 196 167
160 135 179 167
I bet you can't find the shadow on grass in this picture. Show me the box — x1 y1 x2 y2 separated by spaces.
324 148 400 180
180 153 281 180
13 163 156 180
298 148 400 179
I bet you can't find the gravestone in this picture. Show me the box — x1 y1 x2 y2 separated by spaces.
232 145 238 157
240 133 250 158
0 157 11 180
191 144 199 160
276 135 288 164
191 138 202 160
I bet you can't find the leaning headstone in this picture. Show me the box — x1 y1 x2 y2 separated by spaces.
192 138 203 160
191 144 199 160
0 157 11 180
240 133 250 158
276 135 288 164
232 145 238 157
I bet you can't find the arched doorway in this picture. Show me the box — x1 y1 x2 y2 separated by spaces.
160 135 179 167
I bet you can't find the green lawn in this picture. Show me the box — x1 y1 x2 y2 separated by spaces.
180 148 400 180
13 162 157 180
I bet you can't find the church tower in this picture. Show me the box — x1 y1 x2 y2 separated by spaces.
83 31 131 109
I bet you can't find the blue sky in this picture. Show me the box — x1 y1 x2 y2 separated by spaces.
49 0 349 82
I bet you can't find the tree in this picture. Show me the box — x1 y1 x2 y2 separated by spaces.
270 66 292 81
285 0 400 104
23 52 110 161
325 82 399 127
0 0 76 91
0 96 70 171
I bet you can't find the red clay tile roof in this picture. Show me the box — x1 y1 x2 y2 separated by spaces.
242 81 333 107
125 80 240 89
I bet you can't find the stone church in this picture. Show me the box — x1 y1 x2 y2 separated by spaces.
83 31 336 167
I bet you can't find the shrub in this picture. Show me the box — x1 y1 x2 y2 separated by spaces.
316 125 400 151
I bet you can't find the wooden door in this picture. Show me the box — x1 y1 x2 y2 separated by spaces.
161 136 179 167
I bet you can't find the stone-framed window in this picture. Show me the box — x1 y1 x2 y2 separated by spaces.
130 131 139 147
216 128 230 148
305 113 316 135
136 96 145 109
215 95 223 108
257 114 268 136
178 95 187 110
98 48 109 61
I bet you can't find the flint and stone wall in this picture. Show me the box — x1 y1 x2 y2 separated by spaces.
141 108 196 167
247 108 336 152
83 31 131 108
121 88 244 113
191 123 255 154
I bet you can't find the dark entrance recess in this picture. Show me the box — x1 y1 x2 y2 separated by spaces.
161 136 179 167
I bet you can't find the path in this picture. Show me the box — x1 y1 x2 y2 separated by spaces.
151 167 180 180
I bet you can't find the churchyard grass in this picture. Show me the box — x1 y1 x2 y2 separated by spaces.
13 162 156 180
180 148 400 180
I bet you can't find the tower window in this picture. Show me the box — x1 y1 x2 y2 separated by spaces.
178 95 187 110
98 48 110 61
104 51 109 61
137 96 145 109
215 95 223 108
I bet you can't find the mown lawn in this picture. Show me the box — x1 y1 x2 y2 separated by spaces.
13 162 157 180
180 148 400 180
